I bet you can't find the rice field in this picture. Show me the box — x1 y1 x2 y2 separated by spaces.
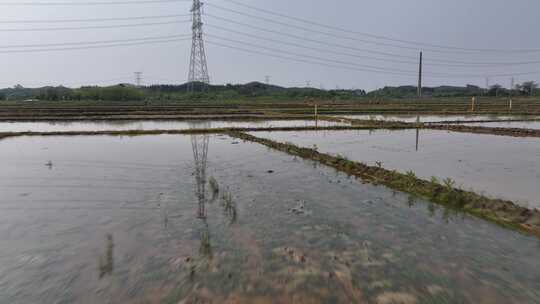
1 115 539 303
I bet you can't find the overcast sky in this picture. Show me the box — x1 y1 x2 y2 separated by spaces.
1 0 540 90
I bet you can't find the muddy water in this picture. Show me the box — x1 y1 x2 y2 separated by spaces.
1 134 540 303
251 130 540 208
0 119 347 132
459 121 540 130
335 114 536 123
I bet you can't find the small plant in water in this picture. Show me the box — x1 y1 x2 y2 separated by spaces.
404 170 418 188
98 234 114 278
407 195 416 207
443 177 456 190
336 154 349 162
405 170 417 179
221 191 237 224
199 228 212 258
208 176 219 195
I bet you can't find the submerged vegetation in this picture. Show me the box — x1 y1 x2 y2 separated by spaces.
221 191 237 225
229 131 540 238
208 176 237 224
208 176 220 201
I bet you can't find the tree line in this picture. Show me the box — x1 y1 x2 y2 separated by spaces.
0 81 537 102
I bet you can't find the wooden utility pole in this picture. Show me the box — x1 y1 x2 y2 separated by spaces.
417 51 423 98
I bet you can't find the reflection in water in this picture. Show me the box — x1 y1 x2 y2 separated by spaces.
415 116 421 152
98 234 114 279
191 131 209 220
415 128 420 151
199 223 212 258
190 123 213 261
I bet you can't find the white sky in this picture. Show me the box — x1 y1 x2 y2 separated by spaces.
1 0 540 90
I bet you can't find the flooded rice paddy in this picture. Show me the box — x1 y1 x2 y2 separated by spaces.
335 114 537 123
458 121 540 130
0 119 347 133
251 129 540 208
1 134 540 303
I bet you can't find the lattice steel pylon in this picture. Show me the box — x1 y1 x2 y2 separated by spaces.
190 123 210 219
188 0 210 92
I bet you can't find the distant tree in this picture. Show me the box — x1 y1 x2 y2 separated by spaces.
488 84 503 97
0 92 5 101
521 81 538 96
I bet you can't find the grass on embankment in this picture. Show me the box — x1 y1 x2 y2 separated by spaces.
426 124 540 138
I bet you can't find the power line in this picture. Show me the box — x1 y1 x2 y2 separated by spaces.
0 20 191 31
206 33 420 75
205 14 416 60
219 0 540 54
210 34 499 78
206 24 540 69
144 75 187 84
206 38 540 79
0 14 191 23
0 0 190 5
205 24 420 66
204 14 540 67
0 76 132 87
0 34 190 48
208 3 445 54
205 40 417 77
0 37 191 54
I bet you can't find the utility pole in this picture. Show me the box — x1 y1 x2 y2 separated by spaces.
188 0 210 92
485 77 489 96
509 77 514 110
134 72 142 87
417 51 422 98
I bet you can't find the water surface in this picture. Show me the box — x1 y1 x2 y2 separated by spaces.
335 114 536 123
0 119 346 133
459 121 540 130
251 129 540 208
0 134 539 303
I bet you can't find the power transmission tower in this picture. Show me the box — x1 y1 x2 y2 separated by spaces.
306 80 311 88
134 72 142 87
264 75 271 85
511 77 515 91
417 51 422 98
188 0 210 92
